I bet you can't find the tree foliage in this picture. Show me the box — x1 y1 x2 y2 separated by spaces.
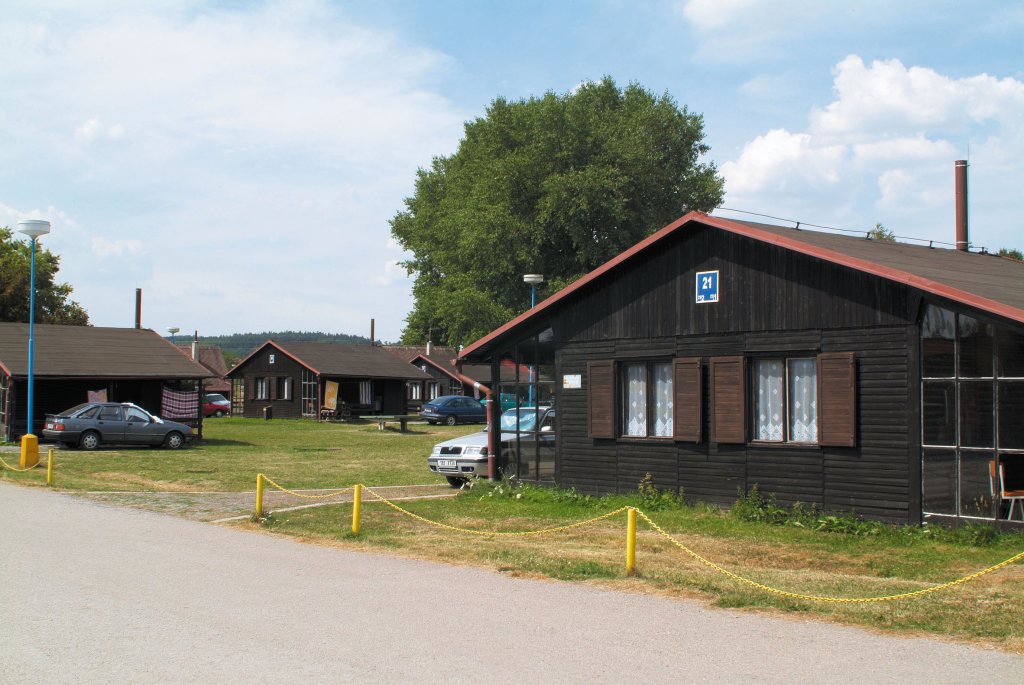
0 227 89 325
391 77 725 345
997 247 1023 262
867 222 896 242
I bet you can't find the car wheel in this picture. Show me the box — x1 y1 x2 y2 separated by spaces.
445 476 467 488
445 415 457 426
163 431 185 450
214 409 225 418
79 431 100 451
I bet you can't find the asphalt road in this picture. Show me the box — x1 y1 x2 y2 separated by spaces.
2 482 1021 684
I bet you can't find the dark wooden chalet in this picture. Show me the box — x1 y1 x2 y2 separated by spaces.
0 324 212 441
459 211 1024 525
227 340 431 419
384 344 490 411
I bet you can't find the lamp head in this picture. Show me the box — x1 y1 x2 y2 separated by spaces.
17 219 51 239
523 274 544 285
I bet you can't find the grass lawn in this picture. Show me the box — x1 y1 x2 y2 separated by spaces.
4 417 1023 652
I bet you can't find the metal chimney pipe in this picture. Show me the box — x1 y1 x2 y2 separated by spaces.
426 340 433 356
191 331 198 360
134 288 142 329
370 318 375 346
955 160 969 251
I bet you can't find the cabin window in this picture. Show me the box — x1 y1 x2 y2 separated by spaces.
255 377 268 400
408 382 422 400
276 377 292 401
920 303 1024 520
622 361 673 437
753 358 818 443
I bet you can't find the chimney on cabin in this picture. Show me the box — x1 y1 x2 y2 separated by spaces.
426 340 433 356
134 289 142 329
191 331 198 360
370 318 376 346
955 160 969 251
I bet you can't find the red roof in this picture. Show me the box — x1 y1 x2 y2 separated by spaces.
459 211 1024 360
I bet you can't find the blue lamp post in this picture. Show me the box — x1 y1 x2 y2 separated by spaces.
523 274 544 405
17 219 50 466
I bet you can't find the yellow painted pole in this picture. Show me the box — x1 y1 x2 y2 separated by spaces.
352 484 362 535
626 508 637 576
46 449 53 486
255 473 264 519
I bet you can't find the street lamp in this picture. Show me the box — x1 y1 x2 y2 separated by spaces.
523 273 544 308
17 219 50 468
167 327 180 345
522 274 544 407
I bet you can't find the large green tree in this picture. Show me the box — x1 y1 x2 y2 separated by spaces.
0 227 89 325
391 77 724 346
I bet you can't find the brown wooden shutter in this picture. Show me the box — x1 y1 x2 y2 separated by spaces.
247 378 254 400
588 360 615 439
818 352 856 447
673 357 702 442
710 356 745 444
269 376 277 400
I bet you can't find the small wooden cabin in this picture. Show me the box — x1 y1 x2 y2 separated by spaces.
0 324 211 441
458 211 1024 525
227 340 431 419
384 344 490 411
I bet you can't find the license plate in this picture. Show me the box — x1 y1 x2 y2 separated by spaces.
438 459 457 469
45 422 53 429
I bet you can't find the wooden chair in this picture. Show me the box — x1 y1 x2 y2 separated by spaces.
990 460 1024 521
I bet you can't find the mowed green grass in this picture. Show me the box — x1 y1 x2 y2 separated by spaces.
2 417 476 491
4 416 1023 651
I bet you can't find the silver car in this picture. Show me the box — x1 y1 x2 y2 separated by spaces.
42 402 195 450
428 407 555 487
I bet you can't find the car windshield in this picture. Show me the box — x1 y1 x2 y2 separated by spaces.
499 408 540 432
57 403 92 418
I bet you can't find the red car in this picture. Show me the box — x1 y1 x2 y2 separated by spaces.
202 393 231 417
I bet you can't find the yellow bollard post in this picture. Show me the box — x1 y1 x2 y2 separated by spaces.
352 484 362 535
255 473 264 519
625 507 637 576
19 434 39 469
46 449 53 486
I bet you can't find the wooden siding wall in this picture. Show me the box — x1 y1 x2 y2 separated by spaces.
557 326 913 522
556 228 915 342
536 228 920 522
235 347 305 419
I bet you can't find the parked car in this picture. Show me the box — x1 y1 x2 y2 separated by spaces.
428 406 555 487
203 393 231 417
420 395 487 425
41 402 195 450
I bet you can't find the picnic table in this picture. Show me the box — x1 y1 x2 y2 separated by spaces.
366 415 422 432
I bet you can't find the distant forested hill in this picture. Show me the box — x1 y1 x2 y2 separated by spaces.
177 331 371 363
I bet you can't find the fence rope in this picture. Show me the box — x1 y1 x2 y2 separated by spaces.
363 485 630 537
257 477 1024 602
260 475 353 500
0 455 39 472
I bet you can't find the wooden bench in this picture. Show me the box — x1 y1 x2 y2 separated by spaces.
367 415 422 432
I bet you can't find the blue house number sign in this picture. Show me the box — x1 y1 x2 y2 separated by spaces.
695 270 719 304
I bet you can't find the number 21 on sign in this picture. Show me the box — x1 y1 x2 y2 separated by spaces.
695 270 719 303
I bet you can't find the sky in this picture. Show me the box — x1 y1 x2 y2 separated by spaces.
2 1 1022 342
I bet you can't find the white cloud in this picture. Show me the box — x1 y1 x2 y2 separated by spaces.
720 55 1024 247
91 237 143 258
678 0 761 31
0 1 467 340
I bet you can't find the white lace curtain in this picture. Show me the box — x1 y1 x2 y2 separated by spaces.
756 358 817 442
756 360 785 441
788 359 817 443
626 364 647 436
653 362 673 437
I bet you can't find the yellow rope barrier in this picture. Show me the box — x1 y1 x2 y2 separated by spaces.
260 475 354 500
256 476 1024 602
0 455 39 472
631 508 1024 604
363 485 630 537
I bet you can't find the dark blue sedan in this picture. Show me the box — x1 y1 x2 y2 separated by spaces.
420 395 487 425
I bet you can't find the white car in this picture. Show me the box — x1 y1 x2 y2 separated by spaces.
428 407 555 487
